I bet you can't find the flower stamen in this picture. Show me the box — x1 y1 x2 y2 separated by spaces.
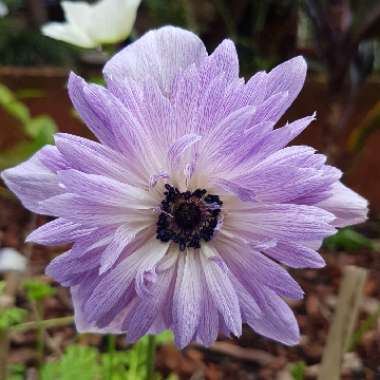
156 184 223 251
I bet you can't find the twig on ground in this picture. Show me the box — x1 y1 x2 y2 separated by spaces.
318 265 368 380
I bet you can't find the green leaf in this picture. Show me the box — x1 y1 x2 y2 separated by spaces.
324 228 375 251
24 115 57 140
88 76 105 86
40 345 99 380
154 330 174 345
0 120 57 170
290 361 306 380
0 307 27 329
40 334 176 380
23 280 56 301
0 84 57 170
14 88 45 99
0 83 30 125
5 363 26 380
0 281 6 295
165 375 179 380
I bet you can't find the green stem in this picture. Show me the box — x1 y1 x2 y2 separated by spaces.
10 316 74 333
145 335 156 380
0 328 9 380
33 301 45 366
107 335 116 380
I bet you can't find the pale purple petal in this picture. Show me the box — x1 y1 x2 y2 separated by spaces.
199 39 239 84
168 133 202 169
57 169 157 210
264 242 326 269
172 252 202 348
68 72 117 147
123 265 175 343
201 245 242 337
99 224 139 274
38 145 69 172
1 147 63 215
265 56 307 116
226 203 336 242
104 26 207 93
246 286 300 346
54 133 145 185
317 181 368 227
26 218 94 246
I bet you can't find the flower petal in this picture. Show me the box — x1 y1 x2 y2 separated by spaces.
54 133 144 185
57 169 156 209
215 237 304 300
83 237 168 321
99 224 144 274
46 249 101 287
316 181 368 227
124 264 175 343
225 203 336 242
264 241 326 269
246 285 300 346
200 245 242 337
168 133 202 170
172 252 203 348
199 39 239 84
68 73 149 162
265 56 307 117
104 26 207 93
86 0 141 45
26 218 94 246
71 285 128 334
42 22 95 48
1 147 63 215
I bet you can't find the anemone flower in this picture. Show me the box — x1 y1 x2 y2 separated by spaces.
2 26 368 348
41 0 141 48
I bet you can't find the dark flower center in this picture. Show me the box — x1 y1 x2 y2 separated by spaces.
174 203 202 230
156 184 223 251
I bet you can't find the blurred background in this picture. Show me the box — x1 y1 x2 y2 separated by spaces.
0 1 380 379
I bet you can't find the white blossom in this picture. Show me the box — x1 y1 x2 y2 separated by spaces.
42 0 141 48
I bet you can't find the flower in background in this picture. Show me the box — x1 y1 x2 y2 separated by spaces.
0 248 27 273
41 0 141 48
0 1 8 17
2 26 368 348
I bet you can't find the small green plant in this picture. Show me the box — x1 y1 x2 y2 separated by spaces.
324 228 375 252
23 280 56 301
41 345 99 380
0 307 26 329
5 363 26 380
39 331 177 380
0 83 57 170
0 281 6 294
290 361 306 380
23 280 56 364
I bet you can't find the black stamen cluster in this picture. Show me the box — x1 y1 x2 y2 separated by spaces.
156 184 223 251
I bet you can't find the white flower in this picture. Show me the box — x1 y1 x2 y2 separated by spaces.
0 248 27 273
0 1 8 17
41 0 141 48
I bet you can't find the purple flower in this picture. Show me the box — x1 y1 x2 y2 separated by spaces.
2 26 368 348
